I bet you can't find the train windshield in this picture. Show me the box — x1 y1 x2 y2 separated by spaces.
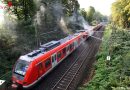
14 60 29 76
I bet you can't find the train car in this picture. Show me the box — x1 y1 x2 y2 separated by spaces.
11 31 88 89
11 24 102 89
87 24 103 37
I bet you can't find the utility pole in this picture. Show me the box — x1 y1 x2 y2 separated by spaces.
34 18 39 48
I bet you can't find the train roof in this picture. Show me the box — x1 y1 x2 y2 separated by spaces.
19 33 81 62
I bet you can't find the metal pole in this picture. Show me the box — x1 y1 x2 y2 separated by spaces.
34 19 39 48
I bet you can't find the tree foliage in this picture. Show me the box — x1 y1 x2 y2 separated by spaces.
79 25 130 90
111 0 130 28
62 0 80 16
79 6 108 25
79 8 88 21
87 6 95 23
4 0 36 21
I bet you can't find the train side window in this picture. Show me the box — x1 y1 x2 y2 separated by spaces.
74 41 78 47
45 59 51 68
57 51 61 59
72 43 74 48
52 56 55 62
78 38 81 43
82 35 83 39
67 45 70 51
63 48 66 54
70 44 72 50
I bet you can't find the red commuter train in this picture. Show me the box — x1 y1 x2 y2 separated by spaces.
11 24 102 89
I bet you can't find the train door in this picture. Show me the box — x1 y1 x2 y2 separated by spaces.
66 45 70 55
62 48 66 56
74 41 78 48
51 53 57 68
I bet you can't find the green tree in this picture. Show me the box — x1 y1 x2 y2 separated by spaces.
4 0 36 21
62 0 80 16
80 8 88 21
87 6 95 24
93 12 102 21
111 0 130 28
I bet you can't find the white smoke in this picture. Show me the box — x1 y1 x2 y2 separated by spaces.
68 12 91 30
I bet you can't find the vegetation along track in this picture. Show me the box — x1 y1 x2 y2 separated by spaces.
51 26 104 90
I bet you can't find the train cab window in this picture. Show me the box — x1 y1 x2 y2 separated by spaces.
38 63 43 75
38 63 43 69
14 60 29 76
57 51 62 59
45 59 51 68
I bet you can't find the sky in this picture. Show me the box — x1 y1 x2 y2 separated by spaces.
0 1 5 23
0 0 116 23
78 0 116 16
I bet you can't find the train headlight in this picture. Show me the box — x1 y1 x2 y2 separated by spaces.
11 83 18 88
13 81 15 83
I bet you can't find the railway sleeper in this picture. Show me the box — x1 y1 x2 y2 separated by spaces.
68 85 76 90
58 83 67 87
56 86 66 90
62 79 70 82
67 73 76 76
70 68 79 71
67 71 76 74
69 69 78 72
59 83 67 87
64 75 74 78
56 84 68 89
61 79 70 83
55 84 67 88
71 66 79 69
66 73 75 77
71 68 79 71
73 63 79 67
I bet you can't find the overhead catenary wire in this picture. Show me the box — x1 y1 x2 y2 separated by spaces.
0 71 12 80
39 30 58 36
93 31 109 32
89 35 104 41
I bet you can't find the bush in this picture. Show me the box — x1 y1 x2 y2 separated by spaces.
79 25 130 90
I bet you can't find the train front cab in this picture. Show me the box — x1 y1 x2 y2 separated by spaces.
12 59 31 89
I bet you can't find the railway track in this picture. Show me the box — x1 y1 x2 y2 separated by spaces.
51 44 95 90
51 26 104 90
